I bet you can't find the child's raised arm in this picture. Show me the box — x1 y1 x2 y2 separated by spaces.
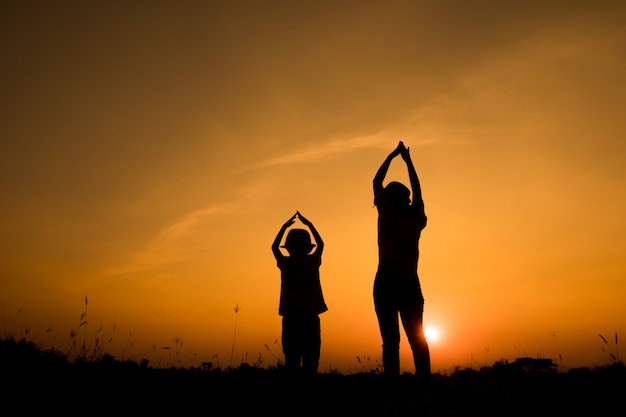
297 211 324 255
272 212 297 259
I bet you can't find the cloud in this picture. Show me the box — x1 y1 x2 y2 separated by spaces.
102 205 229 276
255 131 444 169
256 137 374 168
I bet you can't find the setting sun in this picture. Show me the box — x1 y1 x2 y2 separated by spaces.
424 326 440 343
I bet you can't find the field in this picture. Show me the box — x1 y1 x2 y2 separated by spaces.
2 336 624 416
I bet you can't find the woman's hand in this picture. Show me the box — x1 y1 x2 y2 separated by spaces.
400 143 411 162
392 140 406 157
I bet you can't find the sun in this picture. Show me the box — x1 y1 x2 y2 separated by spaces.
424 326 440 343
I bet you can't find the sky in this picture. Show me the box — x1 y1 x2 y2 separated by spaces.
1 1 625 373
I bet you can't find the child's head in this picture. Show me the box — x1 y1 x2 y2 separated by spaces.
281 228 315 255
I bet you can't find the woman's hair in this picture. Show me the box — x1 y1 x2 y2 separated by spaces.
384 181 410 205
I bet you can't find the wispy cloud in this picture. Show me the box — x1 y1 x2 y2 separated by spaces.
103 205 229 276
154 206 224 243
255 134 401 169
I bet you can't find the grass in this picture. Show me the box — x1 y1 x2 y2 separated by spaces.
1 302 625 415
599 332 620 364
1 332 625 415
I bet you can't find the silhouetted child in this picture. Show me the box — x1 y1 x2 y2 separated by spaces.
272 211 327 374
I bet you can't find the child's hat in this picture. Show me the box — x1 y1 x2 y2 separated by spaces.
281 228 315 251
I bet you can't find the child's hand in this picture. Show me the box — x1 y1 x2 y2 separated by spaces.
296 211 311 226
283 213 297 228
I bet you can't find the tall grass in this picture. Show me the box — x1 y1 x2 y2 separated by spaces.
2 298 624 374
230 304 241 368
599 332 620 364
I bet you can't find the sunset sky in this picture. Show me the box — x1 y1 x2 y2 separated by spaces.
2 1 625 373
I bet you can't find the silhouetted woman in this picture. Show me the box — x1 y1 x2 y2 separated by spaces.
373 140 430 386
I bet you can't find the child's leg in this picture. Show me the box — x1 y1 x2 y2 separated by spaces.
301 314 321 374
282 315 300 371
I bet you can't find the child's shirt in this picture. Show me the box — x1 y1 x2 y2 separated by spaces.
276 252 327 316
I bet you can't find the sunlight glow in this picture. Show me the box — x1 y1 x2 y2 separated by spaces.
424 326 440 343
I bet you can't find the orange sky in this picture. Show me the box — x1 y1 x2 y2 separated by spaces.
2 1 626 373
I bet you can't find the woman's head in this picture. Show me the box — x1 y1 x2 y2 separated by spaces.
384 181 411 206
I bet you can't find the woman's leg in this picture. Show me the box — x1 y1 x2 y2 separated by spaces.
400 303 431 384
